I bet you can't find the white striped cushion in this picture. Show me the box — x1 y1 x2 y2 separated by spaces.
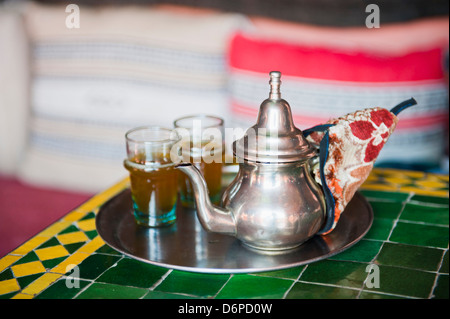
19 3 249 192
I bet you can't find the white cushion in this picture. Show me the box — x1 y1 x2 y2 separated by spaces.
0 3 29 176
18 3 249 192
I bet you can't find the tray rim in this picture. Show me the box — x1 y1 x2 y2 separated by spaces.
96 189 373 274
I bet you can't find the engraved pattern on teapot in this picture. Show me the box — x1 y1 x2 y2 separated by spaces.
176 71 326 251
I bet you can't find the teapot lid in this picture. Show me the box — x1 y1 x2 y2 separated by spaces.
233 71 316 163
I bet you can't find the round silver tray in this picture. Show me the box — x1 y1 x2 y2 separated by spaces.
96 189 373 274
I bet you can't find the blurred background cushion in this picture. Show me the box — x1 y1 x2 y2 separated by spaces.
18 2 249 192
0 4 29 176
228 17 449 170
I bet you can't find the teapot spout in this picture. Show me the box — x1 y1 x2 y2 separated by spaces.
176 163 236 236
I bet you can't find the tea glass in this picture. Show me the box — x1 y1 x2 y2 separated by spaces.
124 126 181 227
174 115 224 207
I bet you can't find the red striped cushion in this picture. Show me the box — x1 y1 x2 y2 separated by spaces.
228 27 448 168
230 33 446 82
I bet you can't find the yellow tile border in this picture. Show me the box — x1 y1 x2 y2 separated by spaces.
371 168 425 178
415 180 448 189
0 175 123 298
9 236 49 256
436 175 449 182
383 176 413 185
76 218 96 232
11 292 34 299
0 278 20 295
57 231 89 245
38 220 73 238
77 236 105 255
401 188 449 197
13 273 63 297
371 167 447 178
47 236 105 275
62 211 87 222
35 245 70 261
11 261 46 278
5 236 108 298
360 184 400 192
50 251 92 274
0 255 22 273
363 168 449 198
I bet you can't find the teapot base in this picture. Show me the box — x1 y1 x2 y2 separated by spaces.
241 239 310 255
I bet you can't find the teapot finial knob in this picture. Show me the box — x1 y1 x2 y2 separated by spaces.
233 71 317 163
269 71 281 100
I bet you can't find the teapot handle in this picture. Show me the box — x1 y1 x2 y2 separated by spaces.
390 97 417 115
304 125 336 234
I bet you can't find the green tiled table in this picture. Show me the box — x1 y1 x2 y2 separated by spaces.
0 168 448 299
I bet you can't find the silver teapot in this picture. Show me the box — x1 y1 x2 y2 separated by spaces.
176 71 326 251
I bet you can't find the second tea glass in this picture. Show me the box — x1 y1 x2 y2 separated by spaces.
174 115 224 208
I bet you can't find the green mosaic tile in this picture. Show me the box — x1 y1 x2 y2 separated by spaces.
389 222 449 248
0 292 17 299
17 273 42 289
364 265 436 298
363 218 395 241
42 256 67 269
329 239 383 262
0 268 13 281
37 237 60 249
155 270 230 298
63 242 86 254
286 282 358 299
13 251 39 265
36 278 91 299
80 212 96 221
299 260 368 289
1 173 447 300
376 243 444 272
85 230 98 240
400 203 449 226
432 274 448 299
358 291 407 299
75 253 122 279
253 265 305 280
96 257 168 288
440 250 449 274
411 194 449 205
360 190 409 202
368 201 404 219
76 282 148 299
216 274 292 299
95 244 123 256
59 225 79 235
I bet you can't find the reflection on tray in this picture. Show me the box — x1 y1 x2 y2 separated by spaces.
96 189 373 273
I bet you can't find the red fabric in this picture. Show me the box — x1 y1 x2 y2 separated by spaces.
347 109 397 163
371 108 395 127
349 121 376 140
231 101 326 128
0 176 93 257
231 100 448 130
229 33 446 82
